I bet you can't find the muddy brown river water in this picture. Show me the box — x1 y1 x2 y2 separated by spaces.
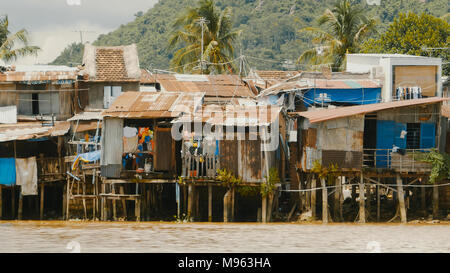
0 221 449 253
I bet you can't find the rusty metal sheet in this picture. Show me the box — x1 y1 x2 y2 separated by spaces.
154 128 173 171
239 139 262 182
219 140 239 176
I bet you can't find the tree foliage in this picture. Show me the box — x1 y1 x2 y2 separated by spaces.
0 16 40 63
50 42 83 66
168 0 241 74
50 0 448 71
298 0 376 71
361 12 449 75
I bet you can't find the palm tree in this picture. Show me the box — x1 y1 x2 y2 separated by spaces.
0 16 40 63
298 0 376 71
168 0 241 74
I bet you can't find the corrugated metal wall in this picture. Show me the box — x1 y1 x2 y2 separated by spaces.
100 117 123 178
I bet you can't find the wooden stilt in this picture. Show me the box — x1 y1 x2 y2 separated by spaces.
195 185 200 219
396 175 407 223
208 185 212 222
112 185 117 221
82 183 87 220
339 177 344 221
267 192 274 222
311 178 316 220
376 183 380 222
334 177 341 222
359 173 365 223
66 180 70 220
187 184 193 221
305 175 311 211
62 183 67 220
321 178 328 224
0 185 2 220
135 198 141 222
40 184 45 220
120 186 127 219
18 193 23 220
223 189 231 222
261 194 267 223
421 182 426 217
231 187 235 222
433 182 439 219
11 186 15 219
367 183 371 220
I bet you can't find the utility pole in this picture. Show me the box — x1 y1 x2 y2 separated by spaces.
196 17 209 74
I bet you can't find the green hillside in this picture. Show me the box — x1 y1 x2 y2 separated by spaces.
50 0 449 70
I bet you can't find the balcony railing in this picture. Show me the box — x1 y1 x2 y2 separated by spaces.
181 153 219 179
363 148 433 172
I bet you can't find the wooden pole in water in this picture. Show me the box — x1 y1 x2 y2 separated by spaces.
421 179 426 217
66 180 71 221
120 186 127 219
367 183 371 220
208 184 212 222
0 185 2 220
223 189 230 222
231 187 235 222
261 194 267 223
334 177 340 222
187 184 193 221
321 178 328 224
376 183 380 222
100 182 105 221
396 174 407 223
359 173 365 223
40 183 45 220
18 193 23 220
311 178 316 220
433 182 439 219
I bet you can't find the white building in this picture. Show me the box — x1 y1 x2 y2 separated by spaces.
346 54 442 102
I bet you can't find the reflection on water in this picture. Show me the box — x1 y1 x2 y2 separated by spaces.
0 221 449 253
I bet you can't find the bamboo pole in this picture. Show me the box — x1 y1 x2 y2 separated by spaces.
321 178 328 224
11 186 15 219
433 182 439 219
261 194 267 223
120 186 126 219
376 183 380 222
396 175 407 223
40 184 45 220
359 173 365 223
208 185 212 222
18 193 23 220
187 184 193 221
334 177 341 222
224 189 231 222
311 178 316 220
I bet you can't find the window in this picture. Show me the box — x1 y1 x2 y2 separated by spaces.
103 86 123 108
18 92 59 116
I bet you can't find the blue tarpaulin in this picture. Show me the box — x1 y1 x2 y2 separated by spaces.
0 158 16 185
71 150 101 171
303 88 381 107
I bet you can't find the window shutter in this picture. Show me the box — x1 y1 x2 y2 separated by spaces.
420 123 435 149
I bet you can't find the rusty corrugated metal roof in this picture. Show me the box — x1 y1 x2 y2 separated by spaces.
0 70 78 83
153 74 254 98
173 105 281 126
0 121 69 142
296 97 450 123
103 91 204 119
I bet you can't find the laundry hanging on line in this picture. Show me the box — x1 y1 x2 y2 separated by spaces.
0 157 16 186
15 157 38 196
71 150 101 171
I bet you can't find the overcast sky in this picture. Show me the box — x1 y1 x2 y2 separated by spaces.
2 0 158 65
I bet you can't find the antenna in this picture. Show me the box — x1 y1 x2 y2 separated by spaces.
195 17 209 74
